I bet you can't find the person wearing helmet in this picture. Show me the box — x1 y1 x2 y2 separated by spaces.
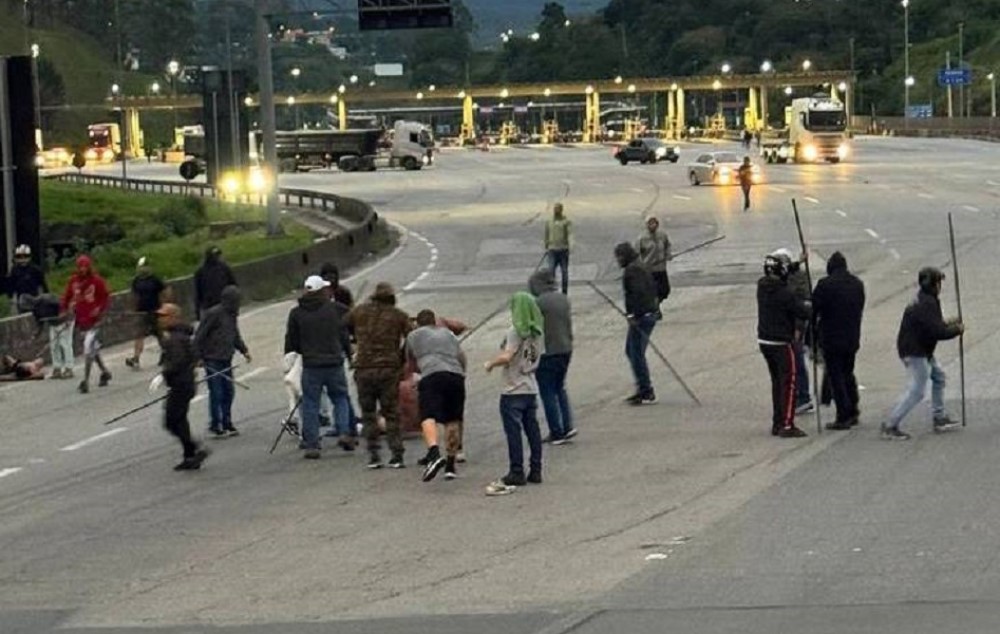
772 247 815 414
757 251 812 438
126 256 168 370
5 244 47 316
61 254 111 394
882 267 964 440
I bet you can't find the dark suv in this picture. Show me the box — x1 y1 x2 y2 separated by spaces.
614 138 680 165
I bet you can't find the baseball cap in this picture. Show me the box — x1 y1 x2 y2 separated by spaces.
304 275 331 292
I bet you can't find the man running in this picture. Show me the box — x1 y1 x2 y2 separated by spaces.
407 309 467 482
127 256 168 370
61 255 111 394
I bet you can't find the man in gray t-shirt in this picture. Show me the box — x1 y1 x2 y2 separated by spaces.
405 309 467 482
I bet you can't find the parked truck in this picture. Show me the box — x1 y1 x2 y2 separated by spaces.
760 96 850 164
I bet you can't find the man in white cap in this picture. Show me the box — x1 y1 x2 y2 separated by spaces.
284 275 353 459
4 244 47 316
127 256 168 370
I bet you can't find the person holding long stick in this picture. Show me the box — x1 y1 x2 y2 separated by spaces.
881 268 963 440
614 242 660 405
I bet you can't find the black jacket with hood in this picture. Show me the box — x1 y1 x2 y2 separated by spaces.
194 248 237 316
160 323 197 391
528 270 573 355
813 252 866 352
757 274 811 344
896 290 961 359
194 285 248 361
285 292 349 368
617 245 658 318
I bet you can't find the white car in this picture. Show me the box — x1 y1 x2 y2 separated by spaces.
687 151 761 186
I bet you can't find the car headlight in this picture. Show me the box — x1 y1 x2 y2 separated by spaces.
655 147 666 156
673 147 680 154
34 154 46 167
422 154 430 165
220 172 242 196
837 144 849 159
247 167 268 193
778 146 789 158
803 144 818 161
85 149 98 161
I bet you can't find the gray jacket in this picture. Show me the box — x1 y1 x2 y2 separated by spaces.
528 270 573 355
194 285 248 361
637 229 671 272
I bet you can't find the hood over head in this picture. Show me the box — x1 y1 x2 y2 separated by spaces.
220 285 241 314
614 242 638 267
827 251 848 275
203 246 223 265
528 269 557 296
75 254 93 275
298 291 327 311
319 262 340 285
510 291 544 339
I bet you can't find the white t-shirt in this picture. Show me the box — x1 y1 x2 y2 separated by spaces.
500 326 543 395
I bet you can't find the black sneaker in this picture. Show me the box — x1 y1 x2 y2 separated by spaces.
125 357 138 370
444 458 457 480
623 393 643 405
825 420 853 431
527 470 542 484
564 428 578 440
501 472 527 487
641 390 657 404
881 424 911 441
337 438 356 452
387 455 406 469
209 429 226 439
225 427 240 438
422 455 446 482
98 371 112 387
173 458 201 471
303 448 321 460
777 426 808 438
367 453 384 469
933 416 961 433
77 381 89 394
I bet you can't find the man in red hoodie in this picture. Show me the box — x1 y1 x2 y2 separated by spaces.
61 255 112 394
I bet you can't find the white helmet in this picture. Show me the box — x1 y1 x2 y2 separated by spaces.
14 244 31 257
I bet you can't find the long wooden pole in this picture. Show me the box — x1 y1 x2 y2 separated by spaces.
948 212 966 426
792 199 822 434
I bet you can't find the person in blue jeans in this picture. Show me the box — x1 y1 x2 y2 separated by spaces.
615 242 660 405
528 270 575 443
544 203 572 294
882 267 964 440
194 285 251 437
485 292 545 496
284 275 353 458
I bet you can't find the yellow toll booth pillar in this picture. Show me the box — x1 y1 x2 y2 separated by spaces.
676 88 686 138
125 107 144 158
338 99 347 131
583 91 595 143
592 91 601 142
461 95 474 143
760 86 769 130
844 84 853 125
667 91 676 139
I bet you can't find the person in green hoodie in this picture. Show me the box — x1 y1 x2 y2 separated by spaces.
544 203 572 294
484 292 545 496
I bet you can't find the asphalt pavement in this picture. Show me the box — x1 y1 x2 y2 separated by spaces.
4 137 1000 632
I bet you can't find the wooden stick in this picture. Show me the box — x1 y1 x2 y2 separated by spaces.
948 212 966 427
792 199 823 435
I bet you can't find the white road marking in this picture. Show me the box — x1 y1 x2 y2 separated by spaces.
631 187 644 193
430 247 439 256
988 180 1000 187
835 209 848 218
962 205 980 213
403 282 417 291
672 194 692 201
645 553 668 561
804 196 820 204
0 467 23 479
865 228 880 239
770 186 787 193
59 428 129 452
890 249 901 260
879 238 888 245
427 261 437 270
430 253 438 262
918 193 935 199
416 271 429 281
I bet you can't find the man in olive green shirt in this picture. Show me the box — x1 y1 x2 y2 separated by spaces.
544 203 572 294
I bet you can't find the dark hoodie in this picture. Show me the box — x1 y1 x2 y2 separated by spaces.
617 243 658 317
160 323 197 391
812 252 866 352
194 285 248 361
757 274 811 344
194 248 237 316
529 270 573 355
896 290 961 359
285 292 349 368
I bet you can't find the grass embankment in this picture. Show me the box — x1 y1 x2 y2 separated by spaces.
39 181 314 294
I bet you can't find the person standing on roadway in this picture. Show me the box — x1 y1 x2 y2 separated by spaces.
346 282 412 469
62 255 111 394
529 270 575 444
318 262 357 438
773 248 815 414
615 242 659 406
127 257 168 370
544 203 572 294
812 252 866 430
738 157 754 212
4 244 47 315
485 292 545 495
406 309 467 482
636 216 672 304
154 303 210 471
284 275 353 459
194 285 251 438
194 246 237 320
882 268 964 440
757 251 812 438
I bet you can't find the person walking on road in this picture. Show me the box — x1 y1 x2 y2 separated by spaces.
194 246 237 320
636 216 672 303
544 203 572 294
154 303 210 471
529 270 575 444
882 268 964 440
318 262 357 435
407 309 467 482
813 252 866 430
774 248 815 414
284 275 353 459
5 244 47 316
738 157 754 212
484 292 545 496
346 282 412 469
126 257 168 370
615 242 659 405
757 251 812 438
62 255 111 394
194 285 251 437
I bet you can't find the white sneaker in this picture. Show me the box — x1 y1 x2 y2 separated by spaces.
795 401 815 415
485 480 515 496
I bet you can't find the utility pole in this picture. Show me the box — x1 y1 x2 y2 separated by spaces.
958 22 965 118
255 0 280 236
114 0 127 182
946 51 953 118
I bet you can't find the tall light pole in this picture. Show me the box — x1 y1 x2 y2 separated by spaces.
902 0 910 119
290 67 301 129
167 60 180 135
958 22 966 118
989 72 997 118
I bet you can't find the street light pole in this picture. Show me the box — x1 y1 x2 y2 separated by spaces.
989 72 997 118
903 0 910 121
254 0 280 236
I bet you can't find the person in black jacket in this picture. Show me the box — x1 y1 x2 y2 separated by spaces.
882 267 964 440
285 275 353 459
194 285 251 437
813 252 866 430
615 242 659 405
757 251 812 438
155 304 210 471
5 244 47 315
194 246 237 319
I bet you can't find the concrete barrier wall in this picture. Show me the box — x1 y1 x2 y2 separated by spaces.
0 196 389 361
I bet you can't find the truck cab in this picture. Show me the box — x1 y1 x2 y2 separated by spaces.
85 123 121 163
761 96 850 164
391 120 434 169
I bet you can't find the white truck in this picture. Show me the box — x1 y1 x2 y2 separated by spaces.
760 96 850 164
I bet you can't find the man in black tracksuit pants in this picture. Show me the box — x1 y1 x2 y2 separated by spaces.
157 304 209 471
757 252 812 437
813 252 866 430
